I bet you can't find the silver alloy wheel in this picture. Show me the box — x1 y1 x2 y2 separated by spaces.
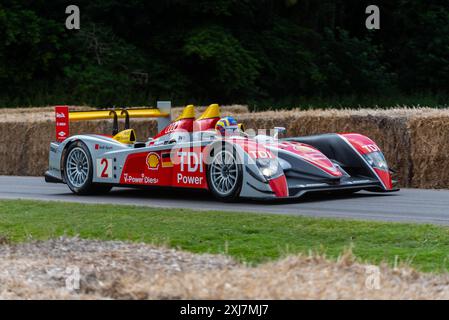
210 150 239 196
66 147 89 188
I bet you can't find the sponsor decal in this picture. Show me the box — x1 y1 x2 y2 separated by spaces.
123 173 159 185
161 152 173 168
248 150 273 159
165 122 179 133
94 144 112 151
177 173 203 185
175 151 205 186
178 151 204 172
96 158 112 178
55 106 69 142
146 152 160 170
361 144 380 153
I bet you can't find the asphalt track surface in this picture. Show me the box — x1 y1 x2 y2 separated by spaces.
1 176 449 225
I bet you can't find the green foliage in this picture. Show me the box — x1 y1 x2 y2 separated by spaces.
0 6 66 85
0 0 448 107
183 26 260 101
318 29 396 95
62 23 148 105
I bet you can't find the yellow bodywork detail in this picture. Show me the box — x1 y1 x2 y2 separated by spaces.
113 129 137 144
69 108 169 121
197 104 220 120
175 105 195 121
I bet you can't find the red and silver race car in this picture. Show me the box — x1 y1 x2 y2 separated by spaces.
45 102 398 201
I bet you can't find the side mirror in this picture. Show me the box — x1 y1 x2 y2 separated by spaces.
274 127 286 139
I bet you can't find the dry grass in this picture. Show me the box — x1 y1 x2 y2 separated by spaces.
1 238 449 299
1 106 449 188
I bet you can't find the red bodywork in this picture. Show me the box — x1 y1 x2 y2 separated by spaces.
120 147 208 189
269 175 289 197
55 106 69 142
340 133 393 190
273 141 343 177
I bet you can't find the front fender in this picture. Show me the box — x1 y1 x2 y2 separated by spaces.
339 133 393 190
207 138 287 199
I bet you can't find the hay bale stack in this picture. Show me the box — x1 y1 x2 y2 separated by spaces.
2 107 449 190
408 110 449 188
0 121 53 176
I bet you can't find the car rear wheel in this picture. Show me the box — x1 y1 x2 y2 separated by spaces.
207 146 242 202
64 141 111 195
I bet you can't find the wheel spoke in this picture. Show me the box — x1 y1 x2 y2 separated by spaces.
210 150 239 196
67 147 89 188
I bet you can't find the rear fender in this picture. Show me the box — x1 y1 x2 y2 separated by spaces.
58 135 130 184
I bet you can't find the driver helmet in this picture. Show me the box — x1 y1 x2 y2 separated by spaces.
215 116 239 136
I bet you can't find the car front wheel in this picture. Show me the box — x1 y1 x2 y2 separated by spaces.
206 146 243 202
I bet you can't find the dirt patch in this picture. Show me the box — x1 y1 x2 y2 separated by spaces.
1 237 449 299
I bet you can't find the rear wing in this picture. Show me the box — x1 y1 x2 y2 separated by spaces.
55 101 171 142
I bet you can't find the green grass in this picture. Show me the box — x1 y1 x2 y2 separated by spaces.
1 200 449 273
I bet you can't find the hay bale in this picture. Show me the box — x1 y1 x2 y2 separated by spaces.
408 111 449 188
0 121 53 176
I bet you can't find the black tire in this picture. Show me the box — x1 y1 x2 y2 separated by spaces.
64 141 112 195
206 143 243 202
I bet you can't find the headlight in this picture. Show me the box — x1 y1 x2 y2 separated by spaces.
256 158 281 178
363 151 388 170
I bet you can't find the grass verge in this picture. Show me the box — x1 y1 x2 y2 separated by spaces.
1 200 449 273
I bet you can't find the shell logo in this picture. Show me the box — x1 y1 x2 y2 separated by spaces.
146 152 160 170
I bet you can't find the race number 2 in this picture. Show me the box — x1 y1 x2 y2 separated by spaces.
97 158 112 178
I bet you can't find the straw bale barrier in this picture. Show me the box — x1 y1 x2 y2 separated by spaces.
0 107 448 189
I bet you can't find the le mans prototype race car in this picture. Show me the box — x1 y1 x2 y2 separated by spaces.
45 102 398 201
